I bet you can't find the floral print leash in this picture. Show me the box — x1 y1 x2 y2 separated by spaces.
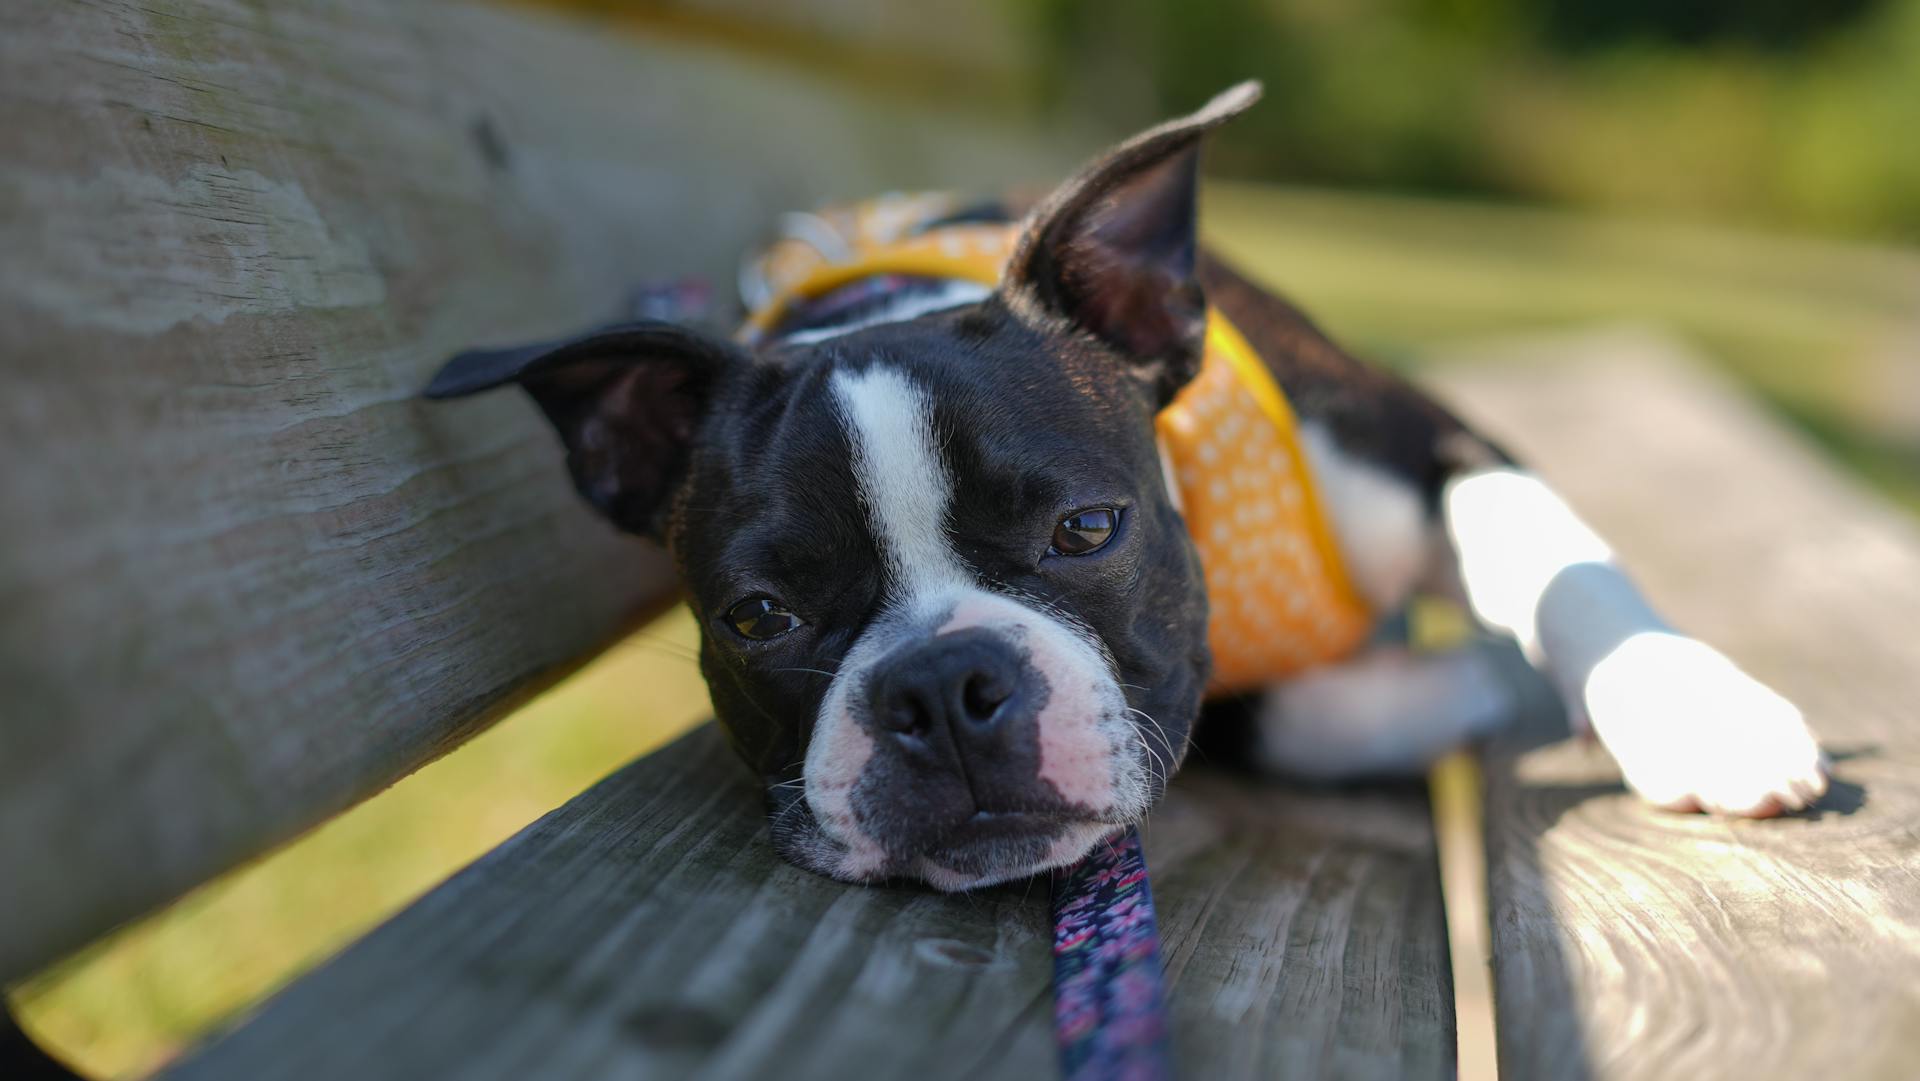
1050 827 1173 1081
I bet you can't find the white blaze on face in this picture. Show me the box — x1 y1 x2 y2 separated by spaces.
803 363 1148 885
828 365 971 604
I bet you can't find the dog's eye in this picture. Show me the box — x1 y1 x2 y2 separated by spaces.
726 596 805 640
1050 507 1119 556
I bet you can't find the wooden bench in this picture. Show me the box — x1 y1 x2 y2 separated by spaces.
5 2 1916 1079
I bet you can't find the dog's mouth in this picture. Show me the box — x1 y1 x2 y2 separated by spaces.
792 585 1183 891
924 810 1067 862
774 773 1148 891
915 809 1123 884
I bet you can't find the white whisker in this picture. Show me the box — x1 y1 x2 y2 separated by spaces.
1127 705 1177 766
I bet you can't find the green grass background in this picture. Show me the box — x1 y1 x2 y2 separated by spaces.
11 182 1918 1078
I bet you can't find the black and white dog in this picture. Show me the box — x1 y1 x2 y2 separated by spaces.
428 82 1827 891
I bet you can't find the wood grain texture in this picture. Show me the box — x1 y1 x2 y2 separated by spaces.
0 0 1078 982
1150 773 1455 1080
153 723 1453 1080
1425 329 1920 1081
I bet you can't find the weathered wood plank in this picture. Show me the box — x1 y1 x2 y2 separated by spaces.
152 724 1452 1080
1151 775 1454 1080
0 0 1077 982
1425 331 1920 1080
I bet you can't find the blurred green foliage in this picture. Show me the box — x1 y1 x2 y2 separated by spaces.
1016 0 1920 241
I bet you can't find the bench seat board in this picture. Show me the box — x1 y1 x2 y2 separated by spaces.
1427 336 1920 1080
0 0 1079 982
156 723 1453 1081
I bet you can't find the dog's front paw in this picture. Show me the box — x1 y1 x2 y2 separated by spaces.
1583 632 1829 817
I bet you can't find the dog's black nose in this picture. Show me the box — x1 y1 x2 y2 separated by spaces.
871 629 1022 749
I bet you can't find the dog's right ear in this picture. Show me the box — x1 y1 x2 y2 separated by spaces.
424 321 743 539
1002 81 1260 406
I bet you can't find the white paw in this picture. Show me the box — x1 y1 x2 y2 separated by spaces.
1583 632 1829 817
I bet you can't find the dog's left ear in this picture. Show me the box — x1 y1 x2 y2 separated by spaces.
424 321 744 538
1004 80 1261 405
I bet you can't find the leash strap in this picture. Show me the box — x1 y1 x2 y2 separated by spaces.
1051 826 1173 1081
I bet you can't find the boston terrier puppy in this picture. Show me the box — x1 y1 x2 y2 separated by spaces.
426 82 1828 891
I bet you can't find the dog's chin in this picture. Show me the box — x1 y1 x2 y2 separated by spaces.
774 805 1130 893
911 819 1128 892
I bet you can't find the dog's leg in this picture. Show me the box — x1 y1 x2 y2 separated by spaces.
1234 420 1509 780
1442 467 1829 815
1250 644 1513 779
1197 254 1826 812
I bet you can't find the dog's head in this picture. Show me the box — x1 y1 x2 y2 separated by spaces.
427 83 1260 889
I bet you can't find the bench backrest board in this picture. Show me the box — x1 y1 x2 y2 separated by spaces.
0 0 1077 983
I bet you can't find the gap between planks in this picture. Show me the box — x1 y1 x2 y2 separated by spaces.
1430 752 1498 1081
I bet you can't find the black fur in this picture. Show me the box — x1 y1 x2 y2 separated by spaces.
423 80 1500 884
426 321 747 537
677 303 1210 872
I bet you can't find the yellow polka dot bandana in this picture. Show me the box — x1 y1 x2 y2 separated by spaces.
740 193 1374 696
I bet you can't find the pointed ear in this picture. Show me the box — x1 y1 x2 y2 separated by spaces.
424 321 743 538
1004 81 1261 404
